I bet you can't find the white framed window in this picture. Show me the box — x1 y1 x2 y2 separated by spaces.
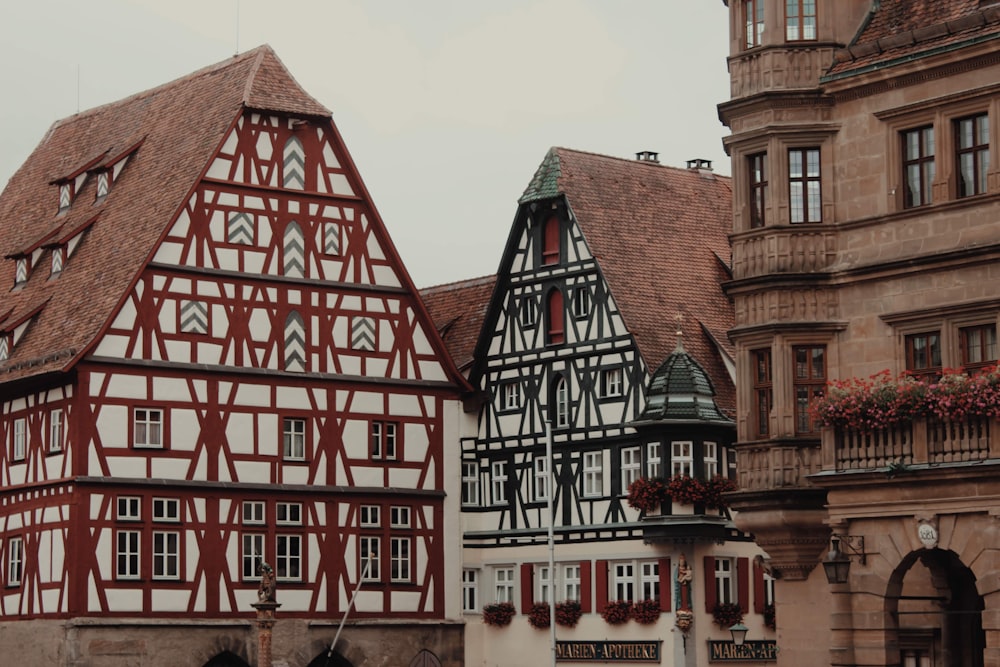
572 287 590 318
276 534 302 581
360 536 381 581
640 561 659 601
501 381 521 410
613 562 635 601
491 461 508 504
116 530 140 579
360 505 380 527
390 506 411 528
371 421 398 460
610 560 658 603
621 446 641 490
242 533 265 580
715 557 735 605
583 451 603 498
134 408 164 448
672 441 693 476
704 441 719 478
764 571 776 607
553 376 570 428
462 568 479 612
12 417 26 461
646 442 661 478
283 417 306 461
117 496 141 521
242 501 265 524
276 502 302 525
522 298 537 327
49 409 63 453
7 537 23 586
462 462 480 506
494 567 515 603
537 565 553 603
600 368 623 398
535 456 550 501
153 498 180 522
153 531 180 580
391 537 411 582
563 564 581 602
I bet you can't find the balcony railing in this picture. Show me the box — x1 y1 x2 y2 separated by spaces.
829 417 995 472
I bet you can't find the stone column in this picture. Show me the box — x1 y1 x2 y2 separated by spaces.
252 600 281 667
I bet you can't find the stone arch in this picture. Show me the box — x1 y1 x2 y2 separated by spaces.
203 651 252 667
189 635 252 667
408 649 442 667
305 649 353 667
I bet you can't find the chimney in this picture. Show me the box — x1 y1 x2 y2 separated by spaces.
686 158 712 171
635 151 660 164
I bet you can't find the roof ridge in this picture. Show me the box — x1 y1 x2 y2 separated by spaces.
420 274 496 293
553 146 732 179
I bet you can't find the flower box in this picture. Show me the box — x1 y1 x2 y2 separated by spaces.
601 600 632 625
482 601 516 627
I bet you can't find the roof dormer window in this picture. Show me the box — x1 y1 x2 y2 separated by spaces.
0 333 8 362
51 246 65 276
96 170 110 200
59 182 73 212
14 257 29 287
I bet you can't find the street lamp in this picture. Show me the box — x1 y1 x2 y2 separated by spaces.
822 535 865 585
729 622 749 646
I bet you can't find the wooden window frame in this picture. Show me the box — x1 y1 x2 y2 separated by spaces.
360 535 381 581
7 536 23 587
462 568 479 612
242 533 265 581
116 530 141 580
645 442 661 478
788 147 822 223
534 455 550 501
491 460 508 505
752 348 772 438
621 446 641 492
582 451 603 498
494 566 514 603
793 345 826 436
955 113 990 198
546 289 565 346
461 461 480 506
282 416 307 461
542 215 561 266
748 152 767 228
902 126 936 208
276 533 302 582
390 536 412 582
553 375 570 428
905 331 942 379
371 420 400 461
785 0 817 41
743 0 764 48
11 416 26 462
671 441 693 477
133 407 166 449
600 368 623 398
49 408 63 453
152 530 180 580
960 323 997 373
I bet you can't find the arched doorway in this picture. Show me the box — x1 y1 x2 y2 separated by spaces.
203 652 251 667
408 649 442 667
887 548 984 667
307 650 353 667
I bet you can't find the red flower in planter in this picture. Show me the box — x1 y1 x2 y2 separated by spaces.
482 601 516 627
556 600 583 628
630 598 662 624
627 477 668 512
601 600 632 625
528 602 550 629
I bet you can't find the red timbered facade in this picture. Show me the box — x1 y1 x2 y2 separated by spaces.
0 46 467 667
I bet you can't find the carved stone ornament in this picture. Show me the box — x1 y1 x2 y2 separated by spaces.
917 521 938 549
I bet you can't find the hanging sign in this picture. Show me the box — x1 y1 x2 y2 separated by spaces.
556 641 661 662
708 640 779 662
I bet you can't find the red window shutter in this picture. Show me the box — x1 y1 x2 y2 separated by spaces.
737 557 750 614
753 559 766 614
703 556 717 613
547 290 564 344
580 560 592 613
543 216 560 265
658 558 671 611
521 563 534 613
595 560 609 610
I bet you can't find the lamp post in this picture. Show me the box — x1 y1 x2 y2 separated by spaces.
729 622 749 647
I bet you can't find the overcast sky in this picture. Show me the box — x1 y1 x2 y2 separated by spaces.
0 0 732 288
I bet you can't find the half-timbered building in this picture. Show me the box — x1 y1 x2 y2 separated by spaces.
424 149 775 667
0 46 468 667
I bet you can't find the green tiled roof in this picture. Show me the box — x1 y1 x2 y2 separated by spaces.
638 340 733 424
518 148 562 204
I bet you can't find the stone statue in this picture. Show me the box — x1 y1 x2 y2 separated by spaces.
257 561 276 603
675 553 693 611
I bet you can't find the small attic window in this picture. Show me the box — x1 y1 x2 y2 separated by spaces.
0 333 8 361
59 183 73 212
51 246 65 276
96 170 110 200
14 257 30 286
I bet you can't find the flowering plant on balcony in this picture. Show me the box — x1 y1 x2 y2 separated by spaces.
600 600 633 625
482 601 516 627
666 475 707 505
703 476 738 510
924 366 1000 421
630 598 662 624
556 600 583 627
627 476 668 512
712 602 744 629
528 602 550 629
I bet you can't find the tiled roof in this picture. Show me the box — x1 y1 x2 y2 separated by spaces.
637 337 733 424
525 148 735 414
0 45 331 383
827 0 1000 78
420 275 496 373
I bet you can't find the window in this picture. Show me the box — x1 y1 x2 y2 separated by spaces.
704 442 719 478
744 0 764 48
553 376 570 428
715 558 735 605
134 408 163 448
463 569 479 612
903 126 935 208
276 502 302 525
276 534 302 581
283 417 306 461
613 563 635 601
242 501 265 524
390 506 411 528
14 257 29 286
51 246 65 275
153 498 180 522
563 564 581 602
494 567 514 603
371 421 398 460
360 536 381 581
534 456 550 501
621 446 641 490
242 534 264 580
49 409 63 453
956 114 989 198
501 382 521 410
537 565 553 603
793 345 826 435
462 462 480 506
748 153 767 228
788 148 821 223
96 170 110 199
672 441 693 476
152 531 180 580
583 451 603 498
522 297 537 328
640 561 659 601
764 571 776 607
961 324 997 372
600 368 623 398
785 0 816 40
572 287 590 319
546 289 565 345
542 216 560 266
117 496 141 521
753 348 772 438
610 560 659 603
7 537 22 586
491 461 508 504
12 417 25 462
391 537 411 582
905 332 942 379
360 505 380 527
646 442 662 478
59 182 73 211
117 530 141 579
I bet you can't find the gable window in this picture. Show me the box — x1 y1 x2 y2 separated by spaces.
390 506 411 528
242 501 265 524
283 417 306 461
583 451 603 498
672 441 693 476
491 461 508 505
753 348 772 438
153 498 180 522
501 381 521 410
284 310 306 372
534 456 550 501
227 211 256 245
12 417 26 462
521 297 537 328
785 0 817 41
323 222 341 255
793 345 826 435
542 215 560 266
463 569 479 612
961 324 997 373
134 408 164 448
462 461 480 506
621 446 641 491
600 368 623 398
744 0 764 48
276 502 302 525
7 537 23 586
956 113 989 198
553 376 570 428
903 126 935 208
117 496 141 521
572 287 590 319
96 170 110 199
15 257 29 286
51 247 65 275
494 567 515 603
371 420 398 460
748 153 767 228
788 148 821 223
646 442 662 478
905 332 942 380
546 289 565 345
360 505 380 527
59 183 73 211
0 334 9 361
